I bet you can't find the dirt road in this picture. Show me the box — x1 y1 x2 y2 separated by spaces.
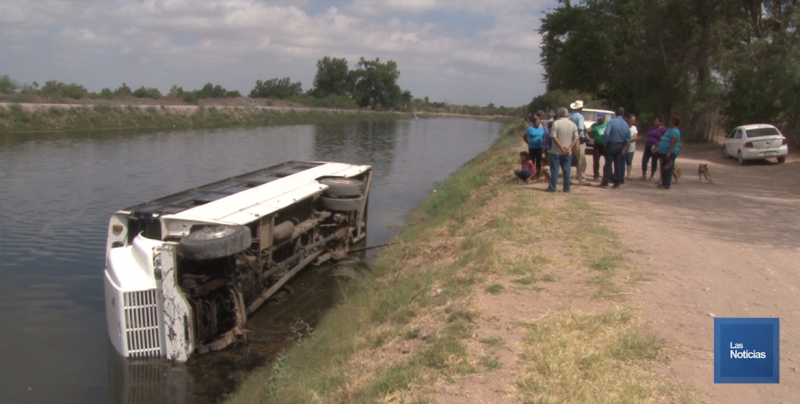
583 146 800 403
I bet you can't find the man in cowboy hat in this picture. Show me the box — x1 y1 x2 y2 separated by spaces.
568 100 588 184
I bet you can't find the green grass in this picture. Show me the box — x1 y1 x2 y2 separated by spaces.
222 120 683 404
512 276 537 285
479 355 503 370
517 308 668 404
0 104 404 133
224 121 521 404
478 337 505 347
484 283 505 294
405 328 421 340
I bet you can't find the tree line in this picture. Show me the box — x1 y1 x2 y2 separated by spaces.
1 54 525 116
534 0 800 144
0 56 416 111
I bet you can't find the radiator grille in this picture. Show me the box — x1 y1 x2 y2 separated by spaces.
123 290 161 358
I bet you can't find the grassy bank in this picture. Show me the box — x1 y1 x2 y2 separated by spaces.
226 122 696 404
0 103 403 133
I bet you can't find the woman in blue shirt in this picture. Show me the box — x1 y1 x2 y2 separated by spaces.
657 115 681 189
525 116 546 177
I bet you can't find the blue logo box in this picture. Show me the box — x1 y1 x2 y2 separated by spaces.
714 318 779 383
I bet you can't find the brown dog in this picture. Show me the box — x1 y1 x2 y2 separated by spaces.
673 166 682 184
698 163 713 183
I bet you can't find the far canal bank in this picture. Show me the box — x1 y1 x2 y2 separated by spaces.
0 102 404 133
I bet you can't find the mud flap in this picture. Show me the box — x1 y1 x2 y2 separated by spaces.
155 245 195 362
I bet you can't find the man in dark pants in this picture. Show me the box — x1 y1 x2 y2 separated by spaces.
587 113 607 180
599 108 631 188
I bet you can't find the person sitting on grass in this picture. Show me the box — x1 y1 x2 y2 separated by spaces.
515 151 535 183
539 155 551 181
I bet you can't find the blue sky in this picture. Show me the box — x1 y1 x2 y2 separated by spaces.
0 0 558 106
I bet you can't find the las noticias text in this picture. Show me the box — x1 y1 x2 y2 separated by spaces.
729 343 767 359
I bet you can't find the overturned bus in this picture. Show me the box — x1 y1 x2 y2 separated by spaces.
104 161 372 361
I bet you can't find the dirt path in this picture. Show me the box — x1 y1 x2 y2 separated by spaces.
581 146 800 403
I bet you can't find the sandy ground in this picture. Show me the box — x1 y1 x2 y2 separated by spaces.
430 144 798 404
581 145 800 403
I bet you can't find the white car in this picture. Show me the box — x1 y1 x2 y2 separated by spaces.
581 108 615 153
723 124 789 164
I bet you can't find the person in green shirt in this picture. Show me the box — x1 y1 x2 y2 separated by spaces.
587 113 608 180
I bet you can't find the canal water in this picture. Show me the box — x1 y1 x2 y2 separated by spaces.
0 118 502 404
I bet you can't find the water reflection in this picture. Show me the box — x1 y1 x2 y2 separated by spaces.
0 118 501 404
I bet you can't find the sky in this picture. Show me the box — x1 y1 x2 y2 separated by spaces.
0 0 558 107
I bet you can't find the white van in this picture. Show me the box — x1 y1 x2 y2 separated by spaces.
104 161 372 361
582 108 615 153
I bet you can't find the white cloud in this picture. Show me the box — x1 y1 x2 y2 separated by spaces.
0 0 557 106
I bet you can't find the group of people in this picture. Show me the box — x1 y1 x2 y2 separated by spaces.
515 100 682 192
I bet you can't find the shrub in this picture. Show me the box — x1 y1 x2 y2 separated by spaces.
133 86 162 99
249 77 303 99
0 75 19 94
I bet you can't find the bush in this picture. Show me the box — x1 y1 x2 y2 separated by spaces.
37 80 89 99
114 83 133 96
98 88 114 100
0 75 20 94
181 91 199 104
133 86 163 99
250 77 303 99
61 84 89 99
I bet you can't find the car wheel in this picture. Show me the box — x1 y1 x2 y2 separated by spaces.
320 195 365 211
777 156 786 164
722 145 729 159
180 225 252 260
738 151 746 165
319 177 364 197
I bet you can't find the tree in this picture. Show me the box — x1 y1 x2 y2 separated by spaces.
527 89 594 117
350 57 402 110
99 88 114 99
38 80 89 99
249 77 303 99
401 90 413 111
133 86 162 99
0 75 19 94
114 83 133 96
719 0 800 143
313 57 351 97
538 0 735 141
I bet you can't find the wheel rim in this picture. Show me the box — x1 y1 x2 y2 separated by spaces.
722 146 728 158
194 226 236 240
738 152 743 164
